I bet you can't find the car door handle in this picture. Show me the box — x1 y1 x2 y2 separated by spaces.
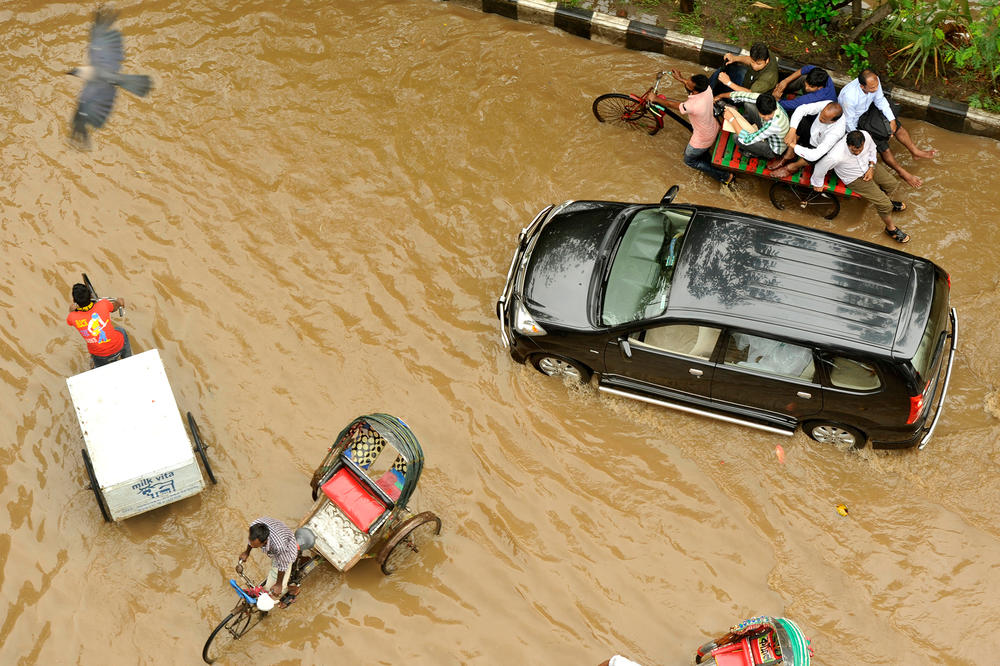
689 368 703 377
797 391 812 399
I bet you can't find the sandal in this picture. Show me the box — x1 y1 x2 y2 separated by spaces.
891 200 907 212
884 227 910 243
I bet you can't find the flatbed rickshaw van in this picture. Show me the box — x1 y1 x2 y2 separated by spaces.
497 187 958 450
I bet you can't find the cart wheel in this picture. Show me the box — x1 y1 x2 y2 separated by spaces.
376 511 442 575
187 412 217 484
81 449 111 522
769 181 840 220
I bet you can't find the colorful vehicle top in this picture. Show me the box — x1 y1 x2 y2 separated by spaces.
695 615 812 666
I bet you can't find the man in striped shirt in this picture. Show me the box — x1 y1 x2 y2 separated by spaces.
237 517 300 603
718 91 790 160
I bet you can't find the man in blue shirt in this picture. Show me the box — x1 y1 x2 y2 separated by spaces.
772 65 837 113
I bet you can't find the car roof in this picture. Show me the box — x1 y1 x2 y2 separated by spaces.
667 207 929 358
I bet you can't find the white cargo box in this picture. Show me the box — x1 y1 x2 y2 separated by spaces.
67 349 205 521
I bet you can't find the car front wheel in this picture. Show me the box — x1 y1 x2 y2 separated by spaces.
805 421 866 449
531 354 591 383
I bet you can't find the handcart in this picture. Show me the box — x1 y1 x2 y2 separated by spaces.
67 348 217 522
709 129 862 220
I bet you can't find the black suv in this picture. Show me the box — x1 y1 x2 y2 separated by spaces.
497 187 958 450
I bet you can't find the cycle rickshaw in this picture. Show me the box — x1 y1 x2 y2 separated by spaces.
695 615 812 665
202 413 442 663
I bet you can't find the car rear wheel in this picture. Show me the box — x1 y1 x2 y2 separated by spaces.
805 421 866 449
531 354 591 383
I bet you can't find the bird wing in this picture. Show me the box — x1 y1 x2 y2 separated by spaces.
74 80 118 130
88 5 124 72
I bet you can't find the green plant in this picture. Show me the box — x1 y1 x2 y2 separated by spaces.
881 0 963 85
949 0 1000 84
967 91 1000 112
677 1 704 35
841 33 873 76
780 0 837 35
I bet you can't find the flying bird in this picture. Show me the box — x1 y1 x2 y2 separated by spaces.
66 5 152 150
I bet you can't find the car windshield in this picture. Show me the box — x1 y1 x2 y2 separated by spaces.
601 207 693 326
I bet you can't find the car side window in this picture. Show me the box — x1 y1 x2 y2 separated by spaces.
723 332 815 381
826 356 881 391
630 324 721 360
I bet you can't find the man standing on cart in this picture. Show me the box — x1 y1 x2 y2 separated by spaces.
237 517 300 606
66 283 131 368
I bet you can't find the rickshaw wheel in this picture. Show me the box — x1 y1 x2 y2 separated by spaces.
81 449 111 522
187 412 218 484
768 181 841 220
202 608 262 664
377 511 442 575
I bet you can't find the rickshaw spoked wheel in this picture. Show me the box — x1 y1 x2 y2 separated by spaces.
81 448 111 522
187 412 218 484
768 181 840 220
376 511 442 575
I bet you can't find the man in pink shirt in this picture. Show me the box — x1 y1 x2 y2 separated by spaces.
651 70 733 185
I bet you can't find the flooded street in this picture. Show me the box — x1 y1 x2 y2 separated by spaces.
3 0 1000 663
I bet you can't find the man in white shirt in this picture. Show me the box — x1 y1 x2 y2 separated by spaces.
811 130 910 243
838 69 936 188
768 100 845 177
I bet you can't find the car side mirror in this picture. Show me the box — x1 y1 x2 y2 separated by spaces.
619 337 633 359
660 185 679 205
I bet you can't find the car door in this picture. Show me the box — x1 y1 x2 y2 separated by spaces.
601 322 722 402
708 330 823 426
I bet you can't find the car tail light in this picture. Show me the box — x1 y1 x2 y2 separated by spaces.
906 380 931 424
946 273 951 289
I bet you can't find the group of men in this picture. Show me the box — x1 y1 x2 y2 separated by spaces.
653 43 938 244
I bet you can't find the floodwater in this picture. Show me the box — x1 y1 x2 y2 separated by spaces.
2 1 1000 663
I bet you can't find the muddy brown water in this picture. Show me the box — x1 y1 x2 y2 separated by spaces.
2 1 1000 664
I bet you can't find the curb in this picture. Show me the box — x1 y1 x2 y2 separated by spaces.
445 0 1000 141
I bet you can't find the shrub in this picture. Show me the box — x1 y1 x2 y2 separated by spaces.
780 0 837 35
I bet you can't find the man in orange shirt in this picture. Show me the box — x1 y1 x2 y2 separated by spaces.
66 283 131 367
651 70 733 185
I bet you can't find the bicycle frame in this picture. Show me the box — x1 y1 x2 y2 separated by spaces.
646 72 693 132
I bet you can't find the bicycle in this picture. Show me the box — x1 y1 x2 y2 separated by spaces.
592 71 692 136
202 545 322 664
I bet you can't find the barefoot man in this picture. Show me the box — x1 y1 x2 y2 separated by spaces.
838 69 937 188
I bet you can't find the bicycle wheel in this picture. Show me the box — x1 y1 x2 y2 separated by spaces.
202 608 263 663
769 181 840 220
377 511 442 575
592 94 660 136
187 412 217 484
81 449 111 522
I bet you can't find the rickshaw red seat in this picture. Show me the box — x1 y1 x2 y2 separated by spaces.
711 630 782 666
321 469 387 533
